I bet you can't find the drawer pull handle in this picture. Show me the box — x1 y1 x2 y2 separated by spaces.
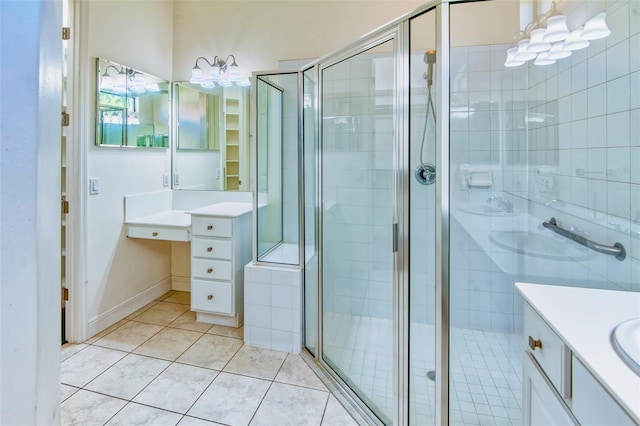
207 294 214 300
207 247 213 252
152 232 158 237
207 268 213 273
207 225 213 230
528 336 542 351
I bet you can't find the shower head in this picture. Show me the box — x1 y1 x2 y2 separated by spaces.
424 49 437 64
424 49 436 86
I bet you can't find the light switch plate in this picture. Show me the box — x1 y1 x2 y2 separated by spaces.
89 178 100 195
163 173 170 187
173 173 180 186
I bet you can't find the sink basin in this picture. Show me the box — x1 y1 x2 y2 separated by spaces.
489 231 591 260
457 203 519 216
613 318 640 376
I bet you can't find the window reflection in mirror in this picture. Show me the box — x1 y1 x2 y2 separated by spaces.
95 58 169 148
172 82 249 191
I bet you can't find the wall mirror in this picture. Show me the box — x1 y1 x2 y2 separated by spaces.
172 82 250 191
95 58 169 148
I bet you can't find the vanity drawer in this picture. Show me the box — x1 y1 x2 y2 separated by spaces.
127 225 190 242
191 280 233 315
524 304 572 398
192 258 232 281
191 216 232 238
192 238 232 260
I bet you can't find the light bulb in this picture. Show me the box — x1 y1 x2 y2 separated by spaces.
547 42 572 60
201 81 215 89
581 12 611 40
563 27 590 51
543 15 570 42
219 79 233 88
534 52 556 66
528 28 551 52
190 66 202 84
237 77 251 87
504 47 525 67
100 72 113 90
514 40 537 61
210 65 221 82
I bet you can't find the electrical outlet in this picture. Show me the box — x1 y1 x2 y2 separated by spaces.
163 173 170 187
89 178 100 195
173 173 180 186
216 169 221 179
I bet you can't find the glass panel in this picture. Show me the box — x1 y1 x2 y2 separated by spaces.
304 67 318 355
409 8 437 426
256 73 300 265
256 77 283 258
449 0 636 424
321 38 395 424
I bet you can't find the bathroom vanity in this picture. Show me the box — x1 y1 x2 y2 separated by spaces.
517 283 640 426
124 191 252 327
188 202 252 327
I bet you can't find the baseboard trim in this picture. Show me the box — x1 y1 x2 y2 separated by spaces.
172 276 190 292
87 278 172 338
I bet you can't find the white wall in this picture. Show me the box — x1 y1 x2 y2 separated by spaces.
172 0 424 79
1 1 62 424
85 0 174 336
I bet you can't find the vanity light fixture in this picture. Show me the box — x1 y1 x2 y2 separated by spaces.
505 2 610 68
100 64 155 94
190 55 251 88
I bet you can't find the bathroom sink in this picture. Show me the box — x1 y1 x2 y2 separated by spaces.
457 204 519 217
613 318 640 376
489 231 591 260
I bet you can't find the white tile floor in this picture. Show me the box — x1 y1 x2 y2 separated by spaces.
61 291 357 426
323 313 522 426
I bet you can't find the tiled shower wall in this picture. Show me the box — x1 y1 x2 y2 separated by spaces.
449 0 639 334
522 0 640 292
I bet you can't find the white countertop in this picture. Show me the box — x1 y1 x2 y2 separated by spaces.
188 202 253 218
516 282 640 423
125 209 190 228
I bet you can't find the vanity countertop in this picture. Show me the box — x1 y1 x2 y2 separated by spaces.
516 282 640 423
187 202 253 218
124 209 190 228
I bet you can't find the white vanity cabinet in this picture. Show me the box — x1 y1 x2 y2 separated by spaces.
522 304 577 426
188 203 252 327
518 283 640 426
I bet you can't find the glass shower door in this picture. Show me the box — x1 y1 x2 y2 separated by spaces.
320 38 396 423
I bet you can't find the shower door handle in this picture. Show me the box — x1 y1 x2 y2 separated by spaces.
392 223 398 253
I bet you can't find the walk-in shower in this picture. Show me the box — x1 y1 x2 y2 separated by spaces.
253 0 637 424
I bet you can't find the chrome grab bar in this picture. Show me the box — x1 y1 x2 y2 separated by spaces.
542 217 626 261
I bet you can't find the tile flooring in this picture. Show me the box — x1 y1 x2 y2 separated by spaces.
323 313 522 426
61 291 357 426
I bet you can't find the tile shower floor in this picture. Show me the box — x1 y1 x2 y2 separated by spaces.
61 291 357 426
324 313 522 426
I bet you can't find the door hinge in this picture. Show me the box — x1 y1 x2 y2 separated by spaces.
62 27 71 40
62 200 70 214
62 112 70 127
62 287 69 301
